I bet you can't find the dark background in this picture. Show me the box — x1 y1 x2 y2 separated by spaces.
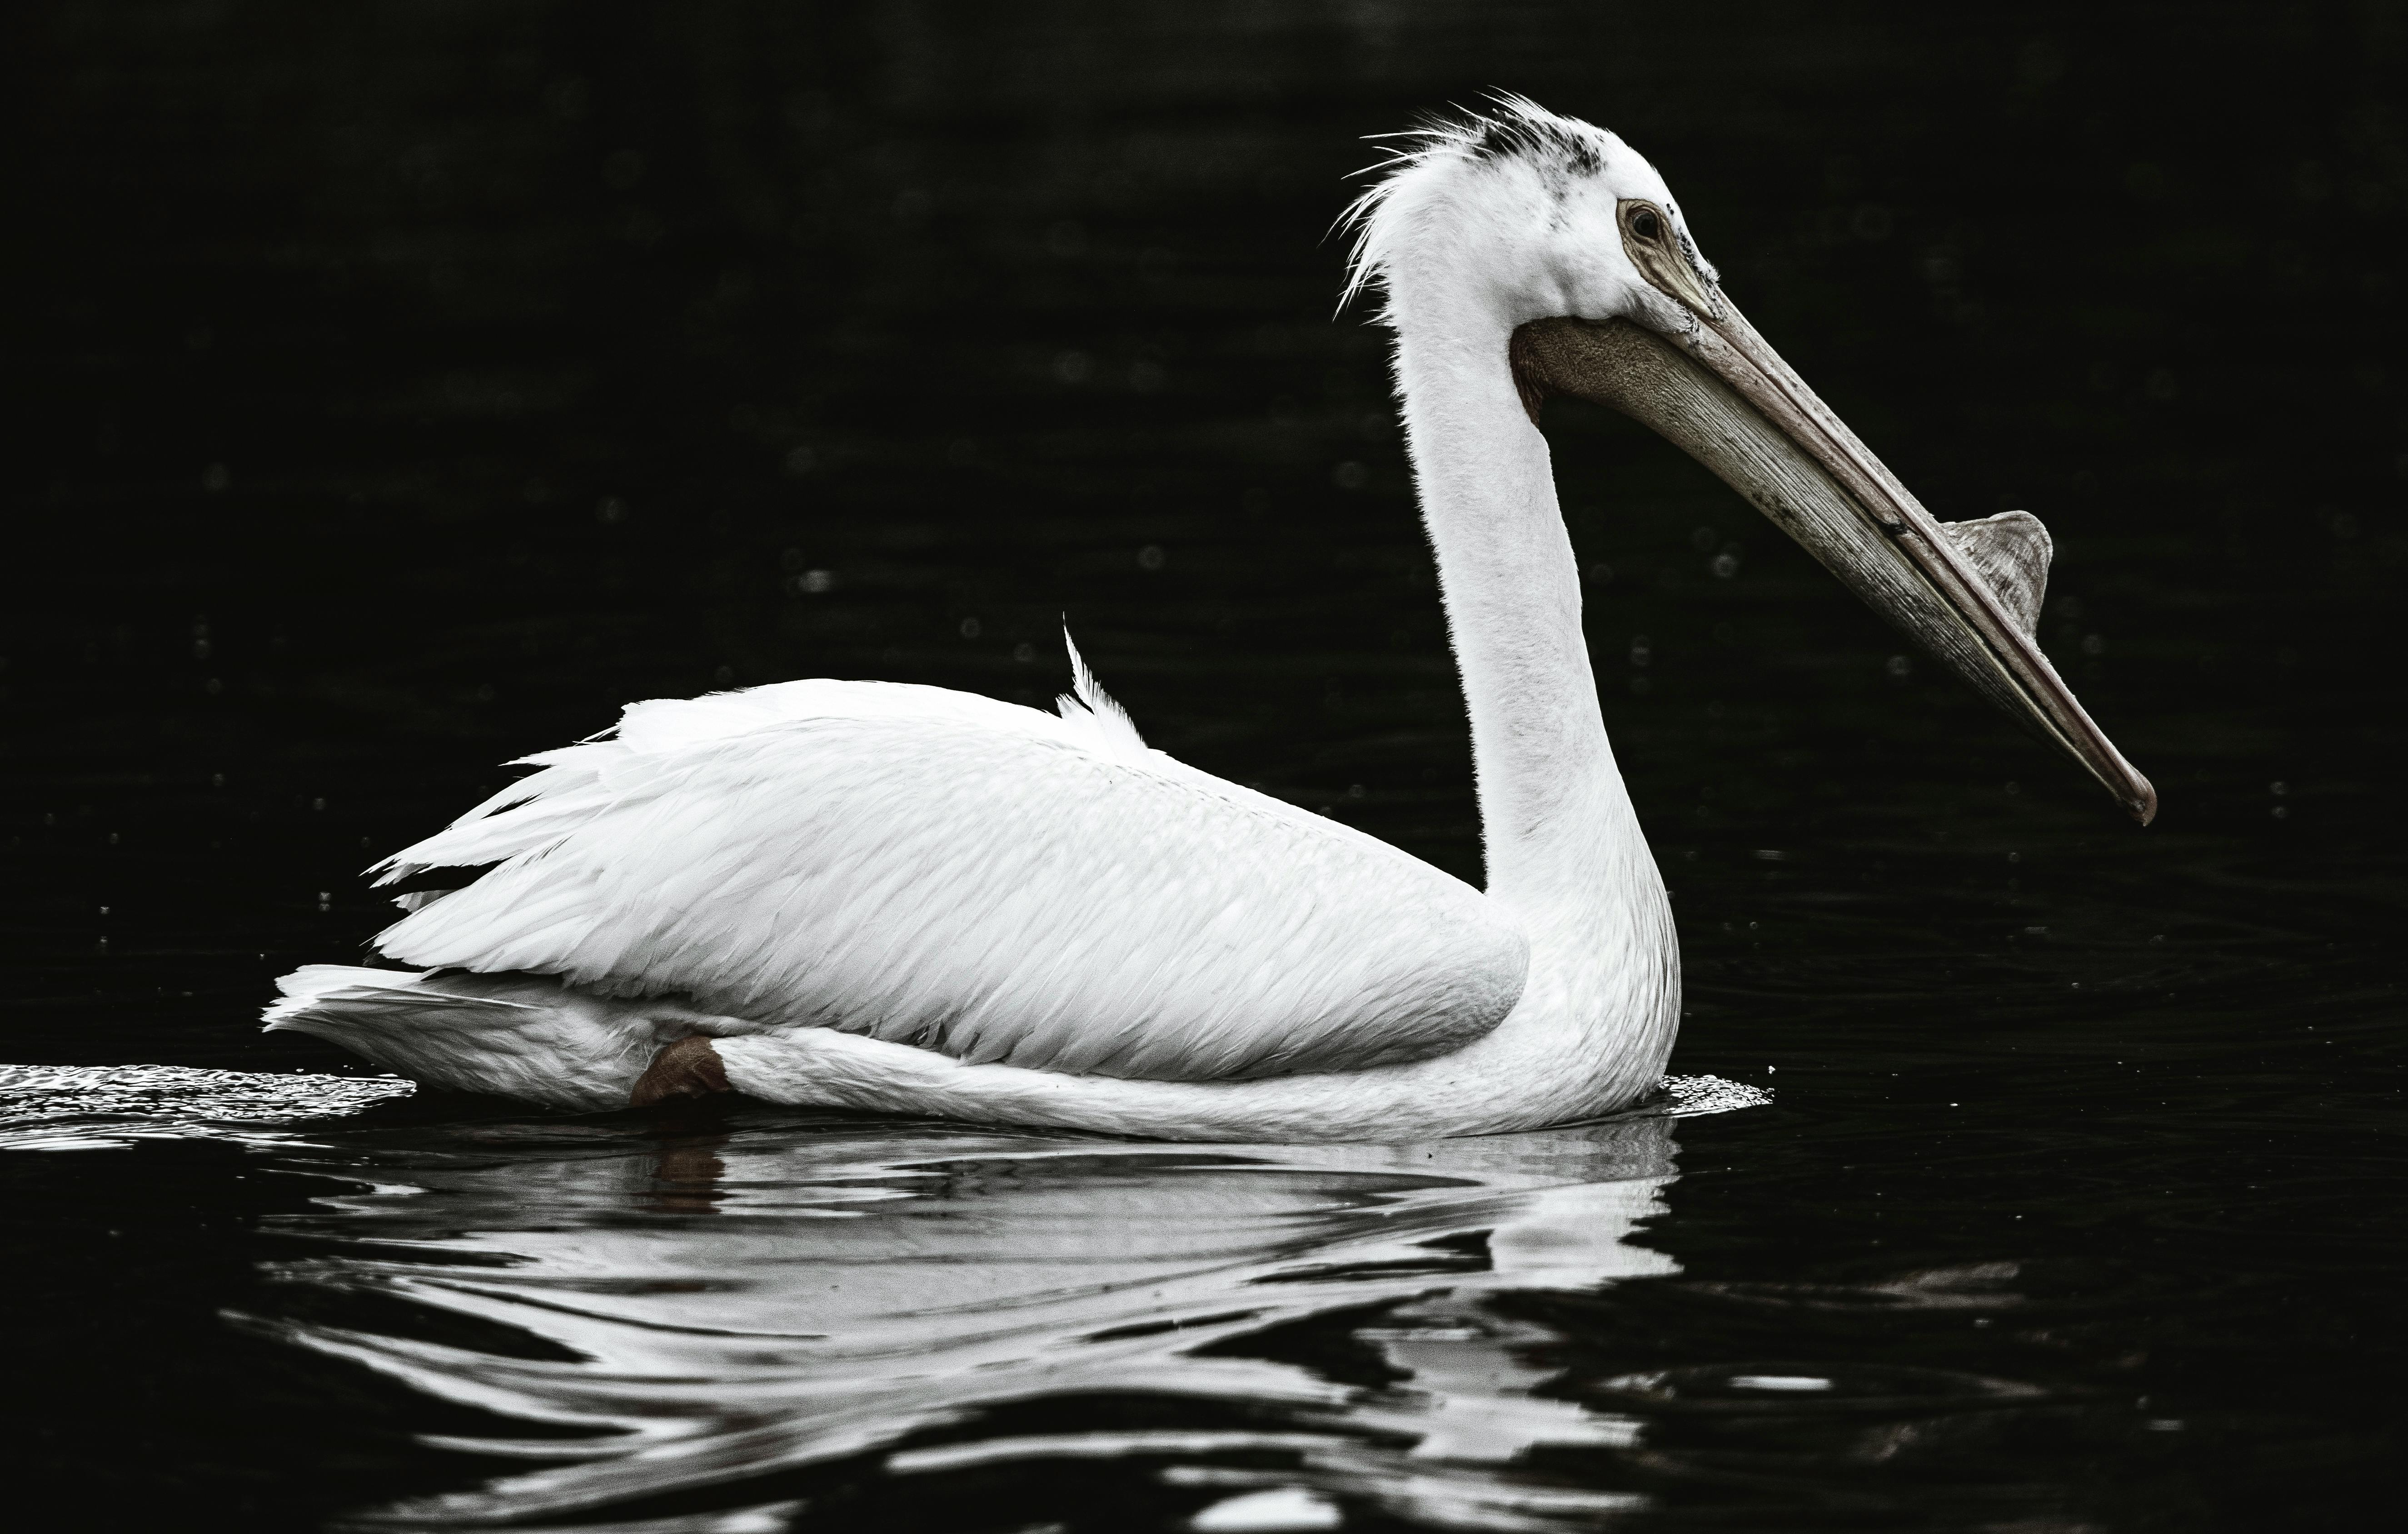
4 1 2405 1528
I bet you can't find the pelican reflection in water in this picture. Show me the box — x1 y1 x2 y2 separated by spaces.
251 1107 1701 1529
262 98 2148 1139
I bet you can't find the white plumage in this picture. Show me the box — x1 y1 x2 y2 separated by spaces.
364 667 1525 1085
266 97 2139 1138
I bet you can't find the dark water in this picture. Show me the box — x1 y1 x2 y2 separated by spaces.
6 1 2405 1528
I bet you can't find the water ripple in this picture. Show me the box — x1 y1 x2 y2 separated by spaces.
234 1091 1763 1529
1 1066 1766 1527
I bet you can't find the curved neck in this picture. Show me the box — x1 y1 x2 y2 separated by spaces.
1394 305 1641 914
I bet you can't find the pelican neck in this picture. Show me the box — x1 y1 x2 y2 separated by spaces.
1391 308 1641 915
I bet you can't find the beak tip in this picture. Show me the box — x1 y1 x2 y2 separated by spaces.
2126 777 2159 827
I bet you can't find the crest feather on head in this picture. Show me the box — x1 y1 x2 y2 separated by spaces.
1337 93 1620 316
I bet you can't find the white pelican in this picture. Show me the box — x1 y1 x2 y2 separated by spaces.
265 99 2153 1139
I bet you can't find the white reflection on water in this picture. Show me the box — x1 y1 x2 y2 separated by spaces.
236 1091 1753 1531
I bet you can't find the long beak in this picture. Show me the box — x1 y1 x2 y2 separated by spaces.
1512 308 2155 825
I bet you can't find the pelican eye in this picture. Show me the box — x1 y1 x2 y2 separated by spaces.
1618 198 1720 319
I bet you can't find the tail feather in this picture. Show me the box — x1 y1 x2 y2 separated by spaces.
263 966 682 1111
266 964 538 1021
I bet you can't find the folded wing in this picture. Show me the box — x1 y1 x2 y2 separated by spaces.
371 679 1527 1082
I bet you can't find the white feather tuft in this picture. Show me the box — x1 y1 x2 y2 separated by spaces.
1336 92 1623 319
1053 626 1148 758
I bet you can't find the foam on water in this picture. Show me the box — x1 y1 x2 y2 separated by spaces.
0 1063 416 1151
1649 1073 1772 1116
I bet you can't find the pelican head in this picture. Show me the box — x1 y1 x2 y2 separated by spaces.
1343 101 1715 336
1348 97 2154 823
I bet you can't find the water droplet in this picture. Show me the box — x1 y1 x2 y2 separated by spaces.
957 616 982 639
1137 544 1167 571
798 569 835 594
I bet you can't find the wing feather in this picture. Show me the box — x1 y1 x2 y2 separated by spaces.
370 679 1526 1082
